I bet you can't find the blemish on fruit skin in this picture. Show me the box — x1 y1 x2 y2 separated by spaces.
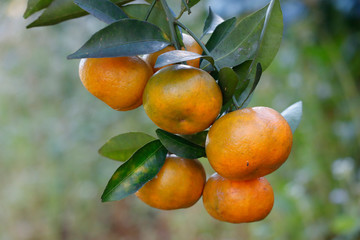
246 161 249 166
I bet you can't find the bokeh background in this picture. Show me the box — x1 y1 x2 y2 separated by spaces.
1 0 360 239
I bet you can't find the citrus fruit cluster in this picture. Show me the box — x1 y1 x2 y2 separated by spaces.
203 107 292 223
78 33 293 223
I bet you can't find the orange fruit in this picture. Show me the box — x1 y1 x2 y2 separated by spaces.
206 107 293 180
143 33 202 72
181 33 203 67
143 64 223 135
143 46 175 72
135 155 206 210
79 56 153 111
203 173 274 223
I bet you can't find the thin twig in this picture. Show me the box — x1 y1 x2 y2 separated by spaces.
160 0 181 49
176 7 187 20
175 20 220 71
181 0 191 14
144 0 157 21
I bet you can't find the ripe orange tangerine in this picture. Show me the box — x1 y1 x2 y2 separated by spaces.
206 107 293 180
79 56 153 111
136 155 206 210
203 173 274 223
143 64 222 135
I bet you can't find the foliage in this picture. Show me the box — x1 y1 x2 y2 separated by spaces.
22 0 302 204
0 0 357 238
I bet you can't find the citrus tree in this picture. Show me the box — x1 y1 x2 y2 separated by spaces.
24 0 303 223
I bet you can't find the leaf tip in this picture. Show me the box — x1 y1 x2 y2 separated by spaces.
26 22 35 29
23 12 30 19
67 52 81 60
98 147 104 157
281 100 303 133
101 190 111 202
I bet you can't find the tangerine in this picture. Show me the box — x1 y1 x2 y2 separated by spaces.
79 56 153 111
136 155 206 210
203 173 274 223
143 64 222 135
206 107 293 180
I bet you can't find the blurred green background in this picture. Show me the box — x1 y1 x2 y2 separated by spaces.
1 0 360 239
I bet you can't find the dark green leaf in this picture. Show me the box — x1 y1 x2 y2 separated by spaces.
123 3 171 38
99 132 156 162
202 7 224 38
233 61 251 82
281 101 303 133
205 17 236 53
235 78 250 98
255 0 283 71
154 50 214 69
181 0 201 9
67 19 171 59
218 62 250 114
204 6 267 69
232 61 252 104
218 67 240 105
74 0 128 24
238 63 262 108
229 1 282 108
219 100 233 116
101 140 167 202
23 0 54 18
209 70 219 80
179 131 208 147
156 129 206 159
27 0 133 28
203 0 283 70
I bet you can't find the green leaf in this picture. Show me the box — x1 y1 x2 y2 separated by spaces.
205 17 236 53
218 67 240 105
123 3 171 38
231 61 253 108
99 132 156 162
74 0 128 24
233 60 251 82
219 101 233 116
238 63 262 108
156 129 206 159
202 7 224 38
255 0 283 71
23 0 54 18
101 140 167 202
204 6 266 69
203 0 283 70
67 19 171 59
181 0 201 9
179 131 208 147
26 0 133 28
218 61 250 114
154 50 214 69
281 101 303 133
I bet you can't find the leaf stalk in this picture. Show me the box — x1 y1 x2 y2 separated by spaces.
175 20 220 71
159 0 181 49
144 0 157 21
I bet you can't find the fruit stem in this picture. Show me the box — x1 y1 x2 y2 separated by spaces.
144 0 157 21
232 96 240 108
159 0 181 50
175 20 220 72
176 6 187 20
179 0 191 17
